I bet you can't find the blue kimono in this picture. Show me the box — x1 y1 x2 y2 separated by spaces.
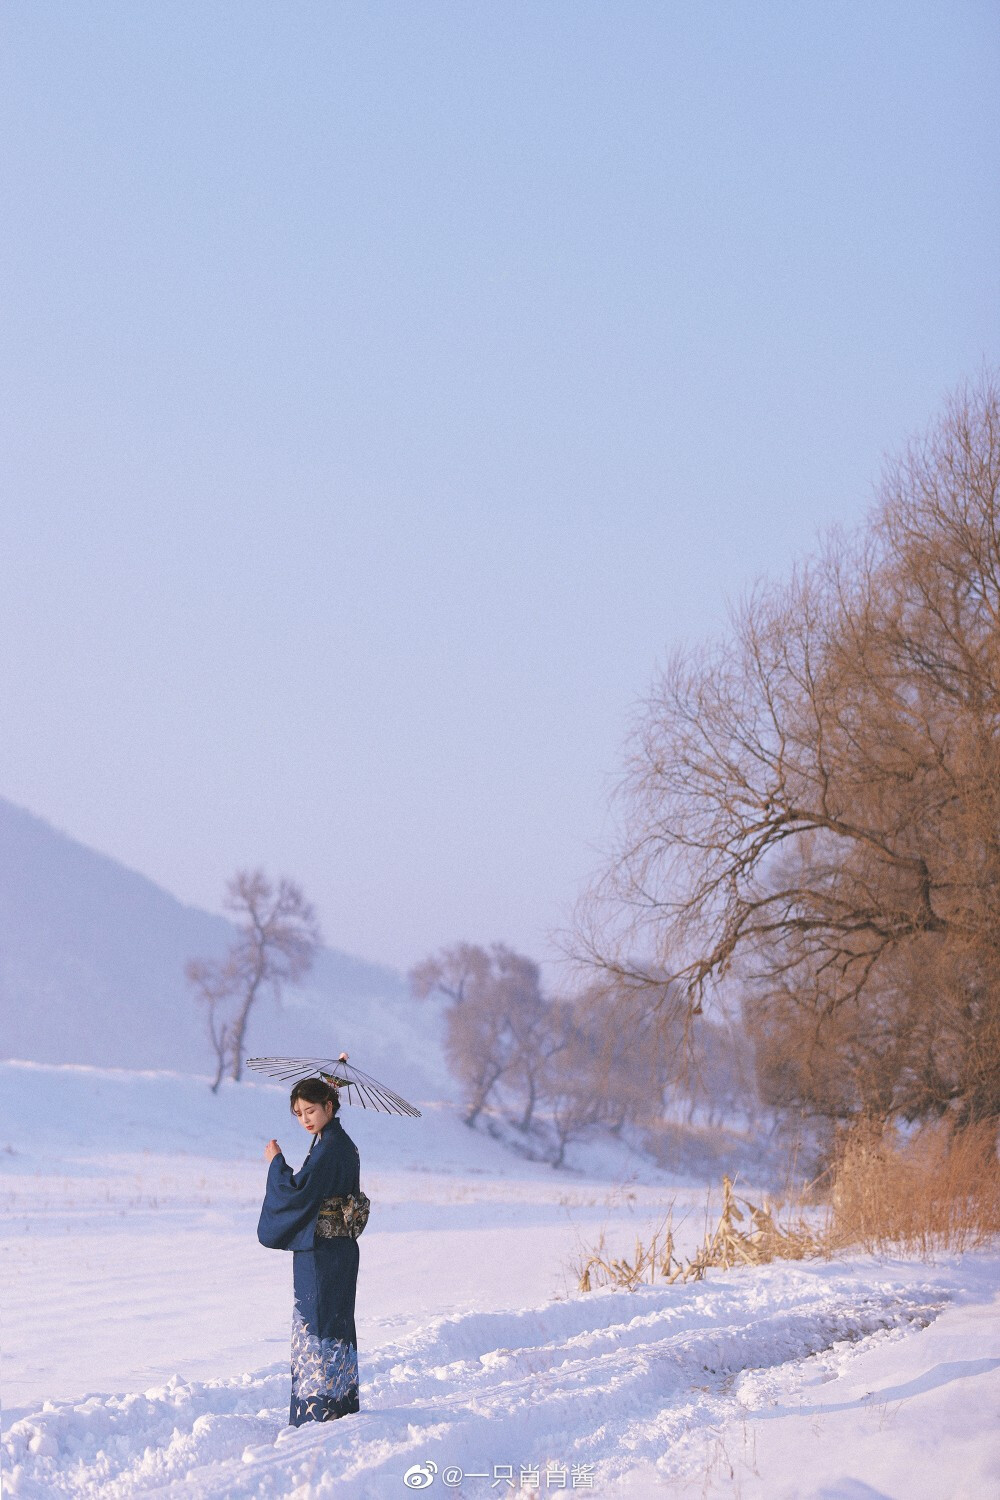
257 1116 362 1426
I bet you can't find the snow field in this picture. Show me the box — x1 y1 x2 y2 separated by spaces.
2 1062 998 1498
1 1262 957 1497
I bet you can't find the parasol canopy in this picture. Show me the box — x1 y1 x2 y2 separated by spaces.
245 1052 421 1117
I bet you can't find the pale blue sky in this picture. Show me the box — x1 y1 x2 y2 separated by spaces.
1 1 997 970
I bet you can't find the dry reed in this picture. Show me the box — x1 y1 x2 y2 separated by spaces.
824 1118 1000 1255
572 1175 825 1292
571 1121 1000 1293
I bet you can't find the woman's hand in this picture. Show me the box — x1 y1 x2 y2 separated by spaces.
264 1138 282 1163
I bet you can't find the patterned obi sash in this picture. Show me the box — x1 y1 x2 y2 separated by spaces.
315 1190 371 1240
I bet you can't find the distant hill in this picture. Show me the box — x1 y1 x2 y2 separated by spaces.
0 798 449 1097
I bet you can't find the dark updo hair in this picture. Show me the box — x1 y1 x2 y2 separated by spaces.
289 1076 340 1115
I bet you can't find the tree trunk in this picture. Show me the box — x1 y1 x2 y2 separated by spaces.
229 969 264 1081
208 1014 228 1093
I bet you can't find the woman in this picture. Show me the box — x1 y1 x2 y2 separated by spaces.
257 1076 362 1426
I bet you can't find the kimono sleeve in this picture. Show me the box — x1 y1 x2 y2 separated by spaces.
257 1144 331 1250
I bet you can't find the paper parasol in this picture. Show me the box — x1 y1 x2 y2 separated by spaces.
245 1052 421 1117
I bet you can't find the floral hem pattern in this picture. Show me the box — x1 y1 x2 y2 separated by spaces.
288 1237 360 1427
289 1302 360 1422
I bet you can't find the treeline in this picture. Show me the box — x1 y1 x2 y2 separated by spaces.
189 377 999 1154
409 943 748 1164
580 373 1000 1136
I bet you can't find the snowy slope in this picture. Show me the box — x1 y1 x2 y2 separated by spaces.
0 797 446 1094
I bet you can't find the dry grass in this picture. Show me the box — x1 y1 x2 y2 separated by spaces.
571 1120 1000 1292
824 1118 1000 1255
572 1175 825 1291
572 1215 684 1293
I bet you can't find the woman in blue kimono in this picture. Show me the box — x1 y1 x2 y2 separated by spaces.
258 1076 362 1426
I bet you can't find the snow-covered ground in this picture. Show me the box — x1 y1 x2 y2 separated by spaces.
1 1061 998 1497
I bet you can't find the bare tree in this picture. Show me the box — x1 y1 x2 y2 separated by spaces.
410 942 544 1127
569 976 677 1134
505 994 567 1132
410 943 495 1007
536 1001 613 1168
187 954 238 1093
443 988 519 1127
578 372 1000 1129
187 870 321 1087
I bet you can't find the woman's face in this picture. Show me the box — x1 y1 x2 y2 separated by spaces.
293 1097 334 1134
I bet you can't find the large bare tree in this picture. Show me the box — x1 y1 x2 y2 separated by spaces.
579 373 1000 1128
188 870 321 1088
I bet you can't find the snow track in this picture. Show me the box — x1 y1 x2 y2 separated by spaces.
3 1265 946 1498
